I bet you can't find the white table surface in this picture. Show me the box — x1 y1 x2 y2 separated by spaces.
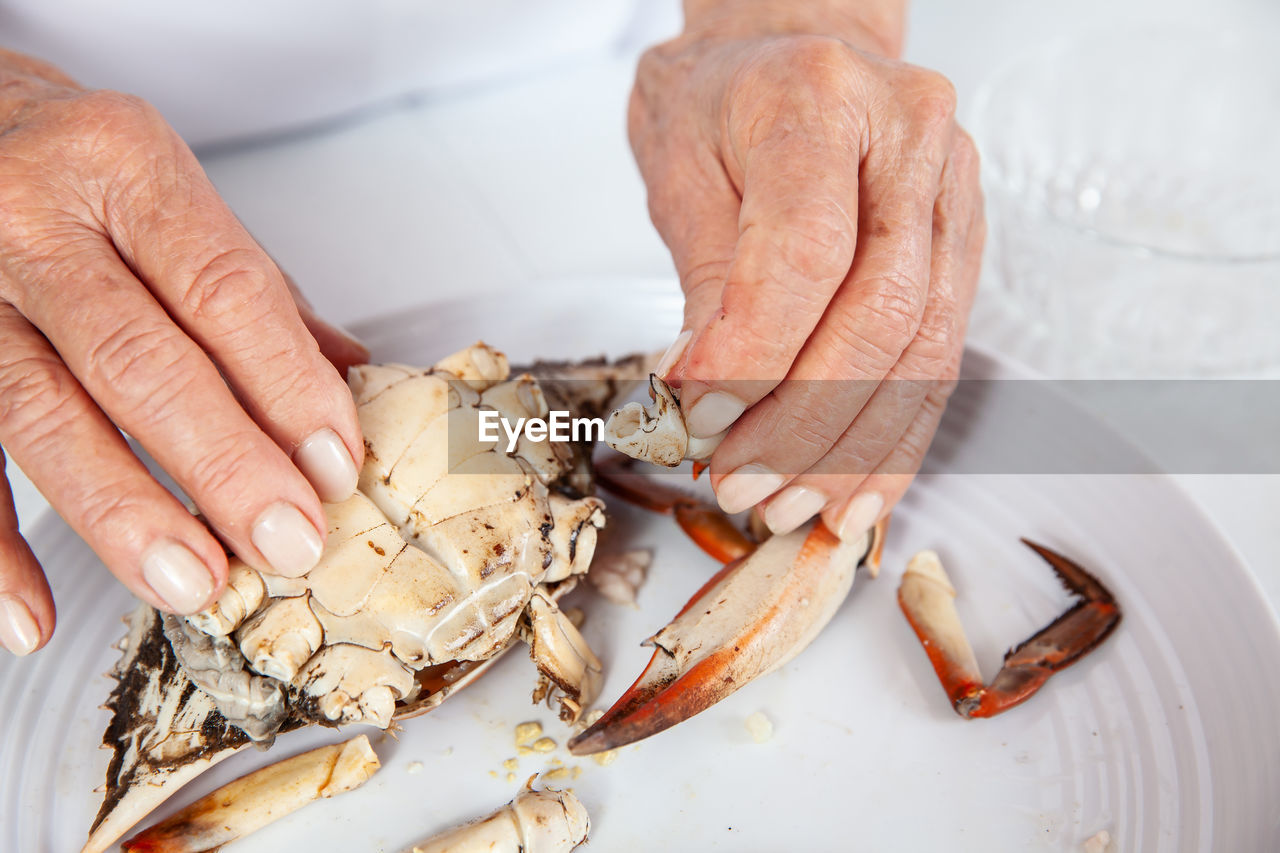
7 0 1279 623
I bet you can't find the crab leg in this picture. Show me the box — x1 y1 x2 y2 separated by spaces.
569 519 883 755
121 735 380 852
594 454 754 564
408 786 589 853
898 540 1121 719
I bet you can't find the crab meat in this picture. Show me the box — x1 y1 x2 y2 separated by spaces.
408 787 589 853
588 548 651 607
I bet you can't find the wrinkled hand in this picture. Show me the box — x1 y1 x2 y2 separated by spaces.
632 15 984 540
0 49 368 655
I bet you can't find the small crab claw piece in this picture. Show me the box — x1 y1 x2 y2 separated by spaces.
121 735 380 852
569 520 880 755
603 374 688 466
898 541 1122 719
408 786 589 853
604 374 725 465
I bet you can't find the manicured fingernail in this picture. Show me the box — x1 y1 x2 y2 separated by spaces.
716 464 785 514
294 428 359 502
764 486 829 535
142 540 216 614
686 429 727 461
837 492 884 542
0 595 39 656
252 503 324 577
654 330 693 379
686 391 746 438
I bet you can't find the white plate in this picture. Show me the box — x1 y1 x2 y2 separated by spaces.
4 279 1279 852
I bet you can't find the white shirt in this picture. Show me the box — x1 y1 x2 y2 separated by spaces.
0 0 655 147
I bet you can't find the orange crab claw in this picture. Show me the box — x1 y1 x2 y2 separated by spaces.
595 454 754 564
569 520 883 755
898 540 1121 719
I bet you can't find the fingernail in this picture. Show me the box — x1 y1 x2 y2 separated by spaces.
837 492 884 542
685 429 727 461
764 486 829 535
142 540 216 614
294 428 359 502
0 595 39 656
654 330 693 379
252 502 323 577
716 463 785 514
686 391 746 438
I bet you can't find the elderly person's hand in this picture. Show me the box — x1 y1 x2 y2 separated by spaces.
0 48 367 656
632 0 984 539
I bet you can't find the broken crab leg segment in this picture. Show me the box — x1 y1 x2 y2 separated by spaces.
898 542 1122 719
897 550 985 711
409 788 589 853
569 521 864 754
121 735 380 853
524 592 604 723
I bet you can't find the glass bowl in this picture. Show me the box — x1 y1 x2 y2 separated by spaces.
970 27 1280 377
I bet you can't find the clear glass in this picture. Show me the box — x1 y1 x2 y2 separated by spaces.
971 28 1280 377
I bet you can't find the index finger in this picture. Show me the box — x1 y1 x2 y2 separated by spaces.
97 103 363 501
678 91 863 438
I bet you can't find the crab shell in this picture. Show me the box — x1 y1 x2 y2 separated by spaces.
85 343 648 853
181 343 607 733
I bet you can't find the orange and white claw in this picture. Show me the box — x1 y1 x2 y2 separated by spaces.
569 519 881 755
898 542 1122 719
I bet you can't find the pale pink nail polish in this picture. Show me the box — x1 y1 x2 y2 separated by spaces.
716 464 785 514
294 428 359 502
142 540 216 614
764 486 828 535
0 595 39 656
686 391 746 438
837 492 884 542
252 503 323 578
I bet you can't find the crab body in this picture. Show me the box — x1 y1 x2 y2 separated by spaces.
86 343 629 853
181 344 606 735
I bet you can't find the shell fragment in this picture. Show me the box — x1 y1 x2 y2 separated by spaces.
409 788 589 853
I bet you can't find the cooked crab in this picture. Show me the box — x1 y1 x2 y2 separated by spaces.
570 375 1122 754
85 343 641 853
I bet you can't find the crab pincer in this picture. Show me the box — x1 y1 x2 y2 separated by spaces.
897 541 1122 718
569 517 884 755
